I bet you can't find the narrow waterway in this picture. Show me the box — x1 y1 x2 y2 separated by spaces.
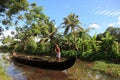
0 53 120 80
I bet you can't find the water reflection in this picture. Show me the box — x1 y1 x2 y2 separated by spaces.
0 53 120 80
7 62 68 80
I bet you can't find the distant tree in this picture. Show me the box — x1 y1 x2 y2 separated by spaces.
97 27 120 43
96 33 103 41
61 13 83 50
105 27 120 43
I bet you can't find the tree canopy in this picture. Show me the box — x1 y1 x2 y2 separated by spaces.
97 27 120 43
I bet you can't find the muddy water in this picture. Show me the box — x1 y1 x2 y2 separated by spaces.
0 53 120 80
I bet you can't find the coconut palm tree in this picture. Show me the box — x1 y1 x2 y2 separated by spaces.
61 13 83 50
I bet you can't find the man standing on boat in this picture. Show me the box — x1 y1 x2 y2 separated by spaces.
55 44 61 62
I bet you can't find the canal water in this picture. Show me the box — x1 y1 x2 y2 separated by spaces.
0 53 120 80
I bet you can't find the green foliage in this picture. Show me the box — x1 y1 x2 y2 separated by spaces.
26 37 37 53
0 45 10 52
5 0 28 16
2 37 11 44
97 27 120 43
78 33 120 61
92 61 120 77
61 50 78 57
0 60 12 80
105 27 120 43
0 0 29 30
35 43 51 55
61 13 83 50
99 32 119 60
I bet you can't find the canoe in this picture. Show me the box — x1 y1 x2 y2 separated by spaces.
12 55 76 70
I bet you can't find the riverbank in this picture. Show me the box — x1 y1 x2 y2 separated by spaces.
0 67 12 80
0 54 12 80
91 61 120 78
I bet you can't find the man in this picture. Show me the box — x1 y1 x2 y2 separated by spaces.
55 44 61 62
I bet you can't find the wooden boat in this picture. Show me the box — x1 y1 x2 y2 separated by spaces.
12 55 76 70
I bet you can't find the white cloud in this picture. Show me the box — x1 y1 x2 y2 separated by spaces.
99 10 109 15
107 10 117 16
89 24 101 29
112 11 120 16
108 23 116 27
108 17 120 27
118 17 120 21
95 10 102 15
94 8 120 16
117 21 120 25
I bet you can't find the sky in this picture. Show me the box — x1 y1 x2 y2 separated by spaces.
28 0 120 36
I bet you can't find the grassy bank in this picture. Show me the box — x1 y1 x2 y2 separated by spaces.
0 60 12 80
92 61 120 78
0 66 12 80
